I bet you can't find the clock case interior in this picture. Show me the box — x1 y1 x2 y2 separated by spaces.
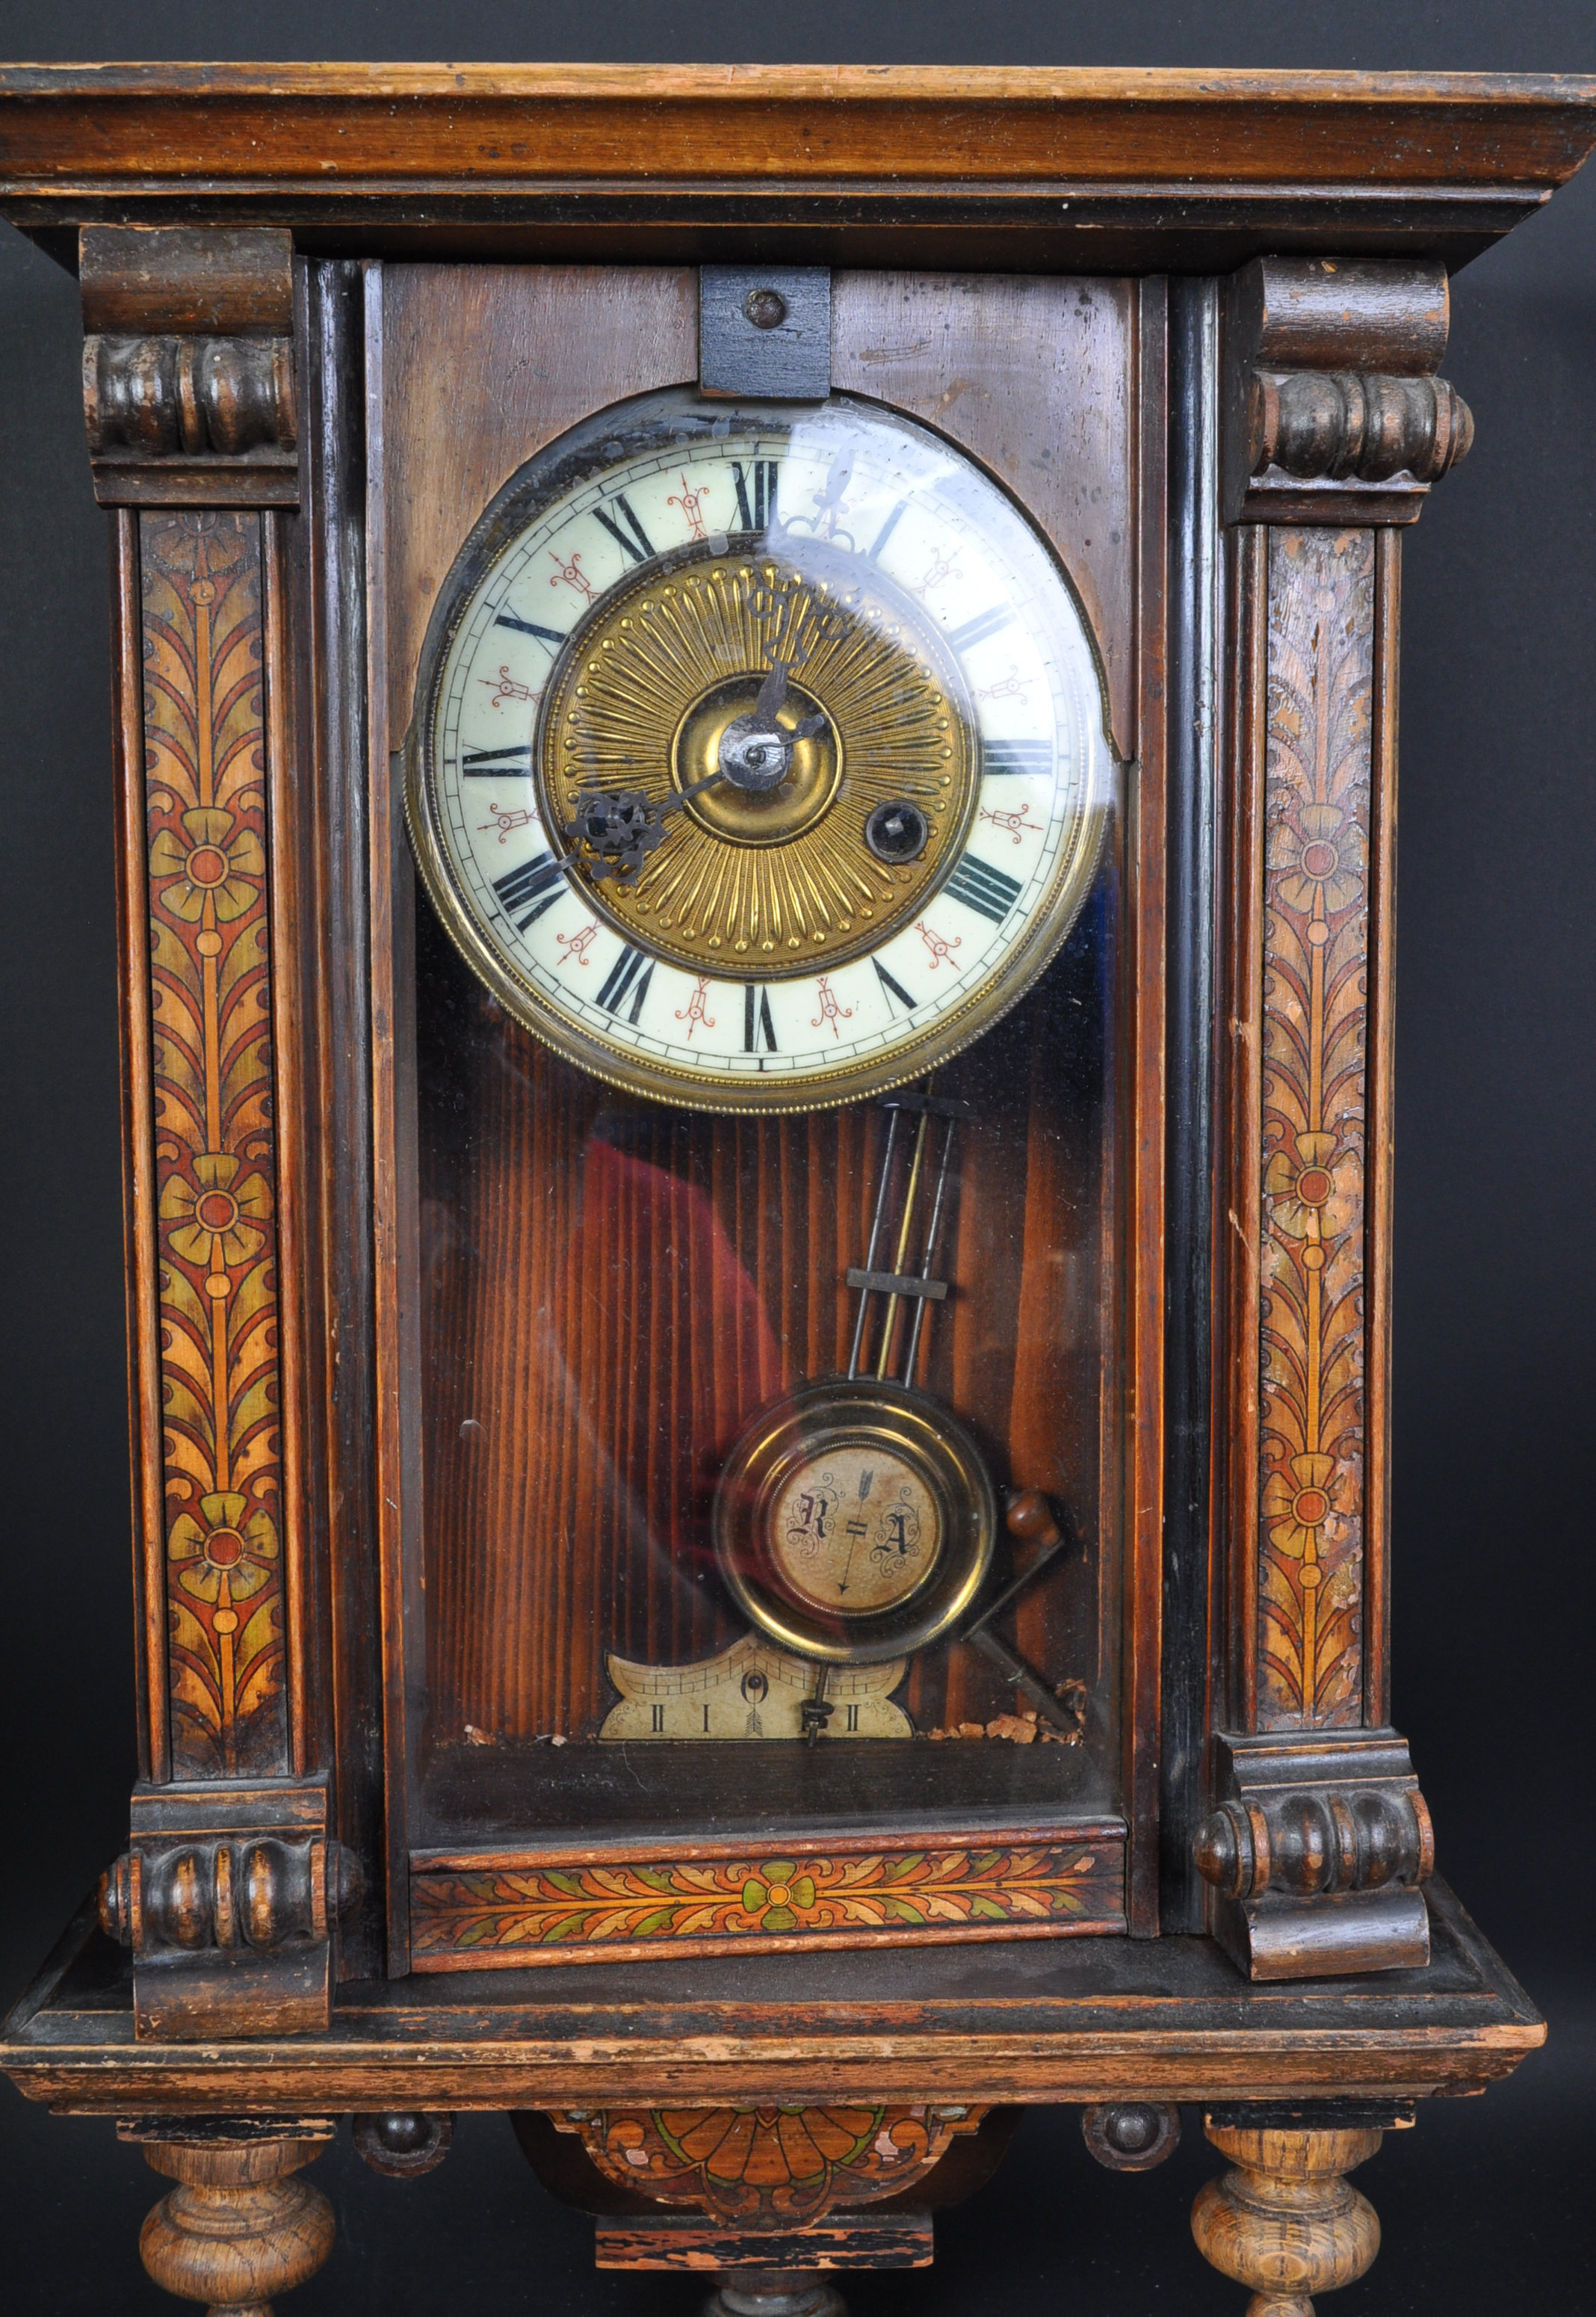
366 265 1166 1972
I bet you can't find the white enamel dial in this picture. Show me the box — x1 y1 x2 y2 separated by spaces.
409 389 1113 1110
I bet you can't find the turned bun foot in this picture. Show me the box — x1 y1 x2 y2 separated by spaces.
702 2273 848 2317
1191 2125 1383 2316
138 2136 335 2315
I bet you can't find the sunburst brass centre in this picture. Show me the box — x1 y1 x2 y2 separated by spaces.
672 673 841 845
537 551 979 975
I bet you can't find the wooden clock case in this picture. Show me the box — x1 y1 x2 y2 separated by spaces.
1 63 1593 2316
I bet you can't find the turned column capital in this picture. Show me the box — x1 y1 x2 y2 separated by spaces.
78 225 298 505
1222 255 1472 526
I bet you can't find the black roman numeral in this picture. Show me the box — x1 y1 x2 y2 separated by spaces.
944 854 1024 925
491 849 566 931
732 460 779 533
743 984 779 1052
982 738 1053 778
593 492 655 564
460 744 532 775
947 604 1015 654
596 943 655 1022
494 611 566 646
652 1703 666 1733
872 958 917 1013
866 498 909 561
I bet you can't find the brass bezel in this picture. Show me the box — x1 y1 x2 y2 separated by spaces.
712 1377 998 1665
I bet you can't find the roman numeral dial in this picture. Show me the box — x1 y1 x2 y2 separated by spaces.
413 388 1113 1111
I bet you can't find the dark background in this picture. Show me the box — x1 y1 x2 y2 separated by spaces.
1 4 1591 2310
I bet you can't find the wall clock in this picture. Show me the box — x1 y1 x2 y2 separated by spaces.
0 61 1590 2317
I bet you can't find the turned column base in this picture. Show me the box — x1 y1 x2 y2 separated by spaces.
137 2135 335 2315
1192 2124 1383 2317
703 2274 847 2317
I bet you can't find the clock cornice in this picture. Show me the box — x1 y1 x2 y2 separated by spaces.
0 64 1593 273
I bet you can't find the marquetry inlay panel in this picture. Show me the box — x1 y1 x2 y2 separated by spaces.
141 510 287 1777
1256 526 1374 1731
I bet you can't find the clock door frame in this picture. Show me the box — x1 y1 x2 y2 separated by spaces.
356 260 1173 1972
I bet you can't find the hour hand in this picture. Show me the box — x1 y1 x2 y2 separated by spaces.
753 655 790 725
753 657 825 742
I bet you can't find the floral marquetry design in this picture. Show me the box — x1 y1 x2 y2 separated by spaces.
1257 528 1374 1730
410 1838 1125 1966
141 510 287 1776
556 2102 987 2226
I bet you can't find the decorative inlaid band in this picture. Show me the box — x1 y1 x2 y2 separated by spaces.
1257 527 1373 1729
410 1831 1125 1968
141 510 288 1776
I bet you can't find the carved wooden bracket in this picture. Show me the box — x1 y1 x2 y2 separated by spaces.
551 2103 988 2229
1223 256 1471 524
85 334 295 463
99 1832 362 1957
1195 1733 1432 1979
97 1780 359 2040
1248 369 1472 491
79 225 298 505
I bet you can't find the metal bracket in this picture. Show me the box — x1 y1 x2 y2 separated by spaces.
700 266 832 400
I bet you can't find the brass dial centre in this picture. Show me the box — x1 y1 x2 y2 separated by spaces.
672 672 841 845
538 551 979 976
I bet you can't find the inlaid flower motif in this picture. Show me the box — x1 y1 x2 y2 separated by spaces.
1264 1129 1340 1236
739 1860 819 1931
1275 802 1363 914
149 805 265 923
169 1490 278 1604
161 1152 273 1266
1264 1451 1355 1560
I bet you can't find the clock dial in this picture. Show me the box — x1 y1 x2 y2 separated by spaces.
408 388 1114 1111
539 547 978 976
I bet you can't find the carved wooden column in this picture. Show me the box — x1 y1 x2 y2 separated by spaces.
1201 257 1470 1987
1193 2122 1384 2317
72 220 351 2309
127 2123 335 2316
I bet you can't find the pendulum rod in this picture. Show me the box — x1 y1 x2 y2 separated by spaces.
847 1108 902 1378
844 1083 972 1388
902 1114 959 1390
874 1103 934 1380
